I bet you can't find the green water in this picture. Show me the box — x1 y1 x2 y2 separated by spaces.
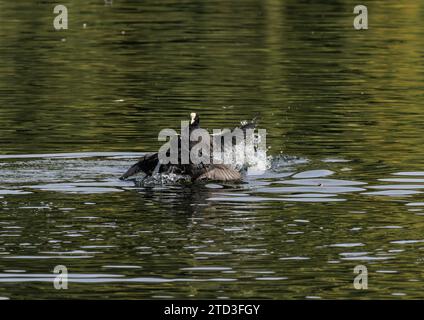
0 0 424 299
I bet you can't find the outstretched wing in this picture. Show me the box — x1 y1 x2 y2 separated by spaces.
239 115 259 133
120 153 160 180
210 115 260 157
194 164 241 182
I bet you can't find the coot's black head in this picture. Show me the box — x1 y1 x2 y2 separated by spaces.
189 112 200 129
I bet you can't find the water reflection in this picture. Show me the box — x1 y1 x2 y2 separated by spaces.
0 153 423 298
0 0 424 299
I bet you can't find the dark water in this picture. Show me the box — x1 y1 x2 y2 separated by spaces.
1 0 424 299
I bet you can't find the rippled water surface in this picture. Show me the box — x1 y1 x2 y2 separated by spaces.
1 0 424 299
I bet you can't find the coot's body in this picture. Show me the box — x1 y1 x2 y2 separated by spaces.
120 113 257 182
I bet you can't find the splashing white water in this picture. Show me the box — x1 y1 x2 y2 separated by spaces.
221 131 269 176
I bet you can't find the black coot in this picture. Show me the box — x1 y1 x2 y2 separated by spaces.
120 113 257 182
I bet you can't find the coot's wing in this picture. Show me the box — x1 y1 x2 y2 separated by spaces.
194 164 241 182
120 153 159 180
210 116 259 157
210 115 259 139
238 115 259 133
